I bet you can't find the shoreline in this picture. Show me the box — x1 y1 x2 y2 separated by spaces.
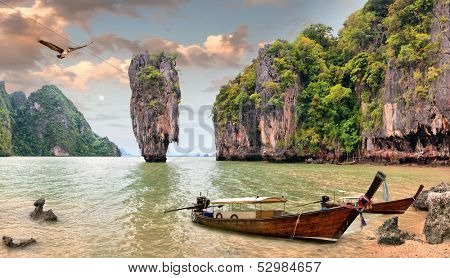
0 155 448 167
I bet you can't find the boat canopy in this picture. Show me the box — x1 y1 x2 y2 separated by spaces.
211 197 287 205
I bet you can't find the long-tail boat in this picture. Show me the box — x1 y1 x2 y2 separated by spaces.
165 171 386 241
323 185 424 214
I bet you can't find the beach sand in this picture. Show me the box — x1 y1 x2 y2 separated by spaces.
360 209 449 258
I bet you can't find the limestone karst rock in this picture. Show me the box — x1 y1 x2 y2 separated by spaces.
415 182 449 211
0 82 121 157
212 0 449 164
423 190 449 244
2 236 36 248
30 198 58 221
377 217 413 245
213 45 300 161
129 51 181 162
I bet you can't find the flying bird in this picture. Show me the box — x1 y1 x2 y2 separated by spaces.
38 40 93 59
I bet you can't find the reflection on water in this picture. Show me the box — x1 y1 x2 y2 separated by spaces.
0 157 448 258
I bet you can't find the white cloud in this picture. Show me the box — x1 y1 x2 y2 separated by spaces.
33 57 130 91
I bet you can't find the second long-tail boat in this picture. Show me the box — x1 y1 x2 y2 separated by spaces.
323 185 424 214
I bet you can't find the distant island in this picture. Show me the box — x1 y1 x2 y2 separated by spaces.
0 81 120 157
212 0 448 165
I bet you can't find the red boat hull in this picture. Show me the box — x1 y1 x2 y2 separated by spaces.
365 198 414 214
324 185 424 214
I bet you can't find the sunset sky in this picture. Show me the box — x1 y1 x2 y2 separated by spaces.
0 0 366 155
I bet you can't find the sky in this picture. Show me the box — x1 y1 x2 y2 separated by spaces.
0 0 367 155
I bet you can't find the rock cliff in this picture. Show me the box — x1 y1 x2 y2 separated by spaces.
212 0 449 164
363 0 449 164
129 51 181 162
0 82 121 157
0 81 12 156
213 45 300 161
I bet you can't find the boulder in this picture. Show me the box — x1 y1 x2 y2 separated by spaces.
2 236 36 248
377 217 413 245
30 198 58 221
423 192 449 244
415 182 449 211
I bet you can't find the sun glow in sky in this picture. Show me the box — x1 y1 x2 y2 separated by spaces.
0 0 366 155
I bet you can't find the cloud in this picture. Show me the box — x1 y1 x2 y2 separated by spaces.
108 123 130 128
0 0 68 71
0 1 253 91
86 113 121 121
39 0 187 29
0 0 73 90
92 25 254 68
243 0 287 5
33 57 130 91
203 75 236 93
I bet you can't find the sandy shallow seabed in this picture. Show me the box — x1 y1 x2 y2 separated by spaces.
359 209 449 258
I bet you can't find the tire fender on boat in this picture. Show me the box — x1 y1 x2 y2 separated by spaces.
230 214 238 219
215 213 223 219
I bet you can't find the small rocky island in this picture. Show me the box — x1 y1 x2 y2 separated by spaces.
0 82 120 157
128 51 181 162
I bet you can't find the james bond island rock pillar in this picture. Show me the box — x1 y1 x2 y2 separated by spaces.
129 51 181 162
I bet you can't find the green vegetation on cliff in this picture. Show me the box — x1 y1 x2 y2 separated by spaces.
0 82 12 156
212 0 441 158
0 83 120 157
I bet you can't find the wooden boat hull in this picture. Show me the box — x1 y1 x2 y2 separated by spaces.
366 184 424 214
365 198 414 214
324 185 424 214
193 207 359 241
192 172 387 241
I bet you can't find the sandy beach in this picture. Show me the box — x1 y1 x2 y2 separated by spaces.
360 209 449 258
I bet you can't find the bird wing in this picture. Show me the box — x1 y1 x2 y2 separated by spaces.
68 41 93 52
38 40 64 53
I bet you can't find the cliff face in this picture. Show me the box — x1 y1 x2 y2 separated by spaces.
213 46 300 161
257 46 300 161
214 62 261 161
0 81 12 156
129 51 181 162
5 84 120 157
363 0 449 164
213 0 449 165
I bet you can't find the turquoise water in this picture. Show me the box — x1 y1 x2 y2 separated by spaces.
0 157 448 257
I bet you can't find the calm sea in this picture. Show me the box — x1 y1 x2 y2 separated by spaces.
0 157 448 257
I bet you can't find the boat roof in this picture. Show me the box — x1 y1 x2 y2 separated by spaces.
339 196 360 200
211 197 287 205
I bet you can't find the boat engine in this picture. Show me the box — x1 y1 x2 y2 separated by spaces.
195 196 210 211
321 196 330 203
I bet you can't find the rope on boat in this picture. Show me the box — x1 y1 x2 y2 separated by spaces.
383 180 391 202
290 213 302 240
343 195 372 228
